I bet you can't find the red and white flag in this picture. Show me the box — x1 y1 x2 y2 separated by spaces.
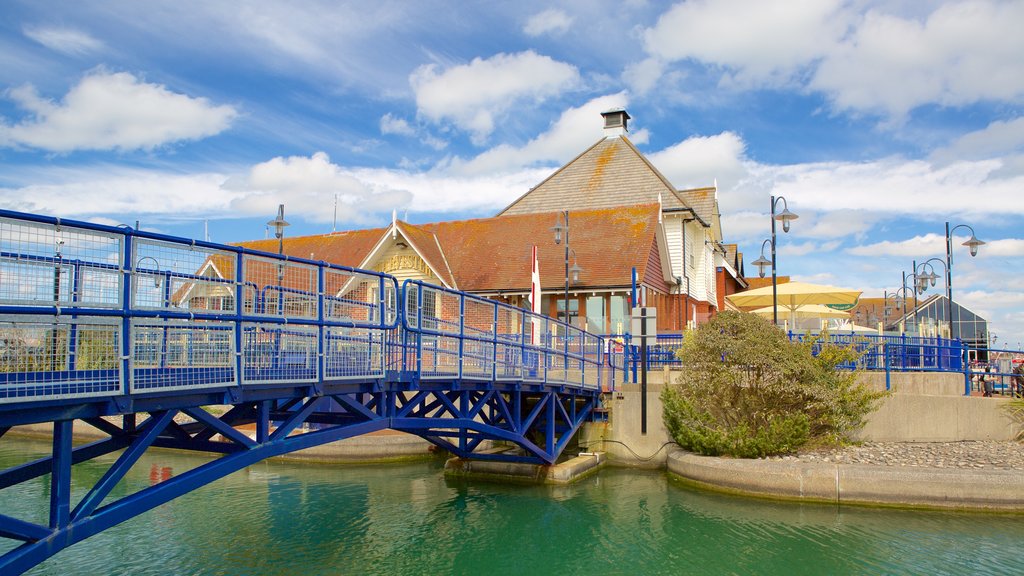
529 245 542 344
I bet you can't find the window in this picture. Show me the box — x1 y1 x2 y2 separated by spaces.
610 295 628 335
556 298 579 326
586 296 606 334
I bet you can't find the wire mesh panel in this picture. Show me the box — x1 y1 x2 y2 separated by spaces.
132 239 236 314
0 315 121 403
130 320 236 393
324 327 384 380
495 306 524 380
241 322 318 385
243 255 317 318
461 297 495 379
0 217 122 308
548 322 588 386
418 334 461 380
323 269 380 327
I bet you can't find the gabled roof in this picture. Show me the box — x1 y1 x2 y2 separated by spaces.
420 203 662 292
497 136 688 216
234 204 665 294
394 220 457 289
241 228 382 269
676 186 721 240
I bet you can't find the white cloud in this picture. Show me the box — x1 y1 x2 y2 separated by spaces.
798 210 879 240
642 0 847 86
0 167 234 217
445 93 630 175
0 70 237 152
647 131 748 191
636 1 1024 119
812 1 1024 117
410 51 580 144
977 238 1024 258
224 152 413 224
524 9 574 36
847 233 947 257
782 240 841 258
759 158 1024 219
622 57 665 96
931 117 1024 165
23 26 104 55
379 113 415 137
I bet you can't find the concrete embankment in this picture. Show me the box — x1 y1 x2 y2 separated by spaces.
667 449 1024 511
444 452 605 484
585 369 1018 469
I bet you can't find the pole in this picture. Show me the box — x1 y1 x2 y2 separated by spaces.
944 221 955 340
911 260 918 335
640 307 648 435
770 195 778 326
563 210 569 326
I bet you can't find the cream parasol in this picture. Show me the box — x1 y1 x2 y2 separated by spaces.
727 282 862 325
749 303 850 319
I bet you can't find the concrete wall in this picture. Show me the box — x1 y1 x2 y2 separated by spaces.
858 371 965 396
855 395 1018 442
586 370 1020 468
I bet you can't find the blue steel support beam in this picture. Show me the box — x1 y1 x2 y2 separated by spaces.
71 411 176 521
0 436 133 490
182 407 256 448
0 418 390 575
49 420 73 530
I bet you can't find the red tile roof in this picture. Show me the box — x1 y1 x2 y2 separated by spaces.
235 203 663 293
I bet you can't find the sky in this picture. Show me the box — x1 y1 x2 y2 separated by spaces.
0 0 1022 347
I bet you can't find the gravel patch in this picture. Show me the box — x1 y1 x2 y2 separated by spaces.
763 441 1024 471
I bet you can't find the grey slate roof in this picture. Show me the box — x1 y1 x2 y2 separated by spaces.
497 136 689 216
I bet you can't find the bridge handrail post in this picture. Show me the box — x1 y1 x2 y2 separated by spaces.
316 263 326 385
120 230 133 397
458 292 465 381
491 301 498 383
234 250 245 388
963 341 970 396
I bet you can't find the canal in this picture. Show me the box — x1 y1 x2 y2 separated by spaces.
2 438 1022 575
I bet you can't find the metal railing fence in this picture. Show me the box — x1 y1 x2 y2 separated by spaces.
0 209 611 407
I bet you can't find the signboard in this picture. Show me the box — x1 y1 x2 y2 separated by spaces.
825 301 858 311
630 307 657 346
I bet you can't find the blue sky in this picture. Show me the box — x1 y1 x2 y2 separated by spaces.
1 0 1022 346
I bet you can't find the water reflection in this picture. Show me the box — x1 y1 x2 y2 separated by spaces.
1 439 1022 575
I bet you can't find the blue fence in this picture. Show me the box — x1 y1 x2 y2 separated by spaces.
614 330 1024 396
0 209 614 411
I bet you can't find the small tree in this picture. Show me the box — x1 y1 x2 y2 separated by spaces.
661 311 886 458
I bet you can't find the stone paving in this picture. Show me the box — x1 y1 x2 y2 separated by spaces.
765 441 1024 471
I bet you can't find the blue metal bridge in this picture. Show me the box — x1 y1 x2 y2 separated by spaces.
0 209 610 573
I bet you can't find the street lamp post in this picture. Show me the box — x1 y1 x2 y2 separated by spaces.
913 258 950 334
751 196 797 326
944 222 984 341
889 285 914 334
882 289 904 329
551 211 582 326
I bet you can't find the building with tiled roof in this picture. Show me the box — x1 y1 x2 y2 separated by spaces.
221 108 747 335
497 108 747 329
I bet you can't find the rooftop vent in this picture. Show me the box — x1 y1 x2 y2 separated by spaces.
601 108 630 137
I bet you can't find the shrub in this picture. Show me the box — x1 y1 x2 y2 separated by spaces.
661 311 886 458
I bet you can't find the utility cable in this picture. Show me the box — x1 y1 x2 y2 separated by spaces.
579 439 679 462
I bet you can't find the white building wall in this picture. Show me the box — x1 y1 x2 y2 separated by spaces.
664 215 683 288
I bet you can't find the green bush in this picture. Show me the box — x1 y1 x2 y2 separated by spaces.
660 311 886 458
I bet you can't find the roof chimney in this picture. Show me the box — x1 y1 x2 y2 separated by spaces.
601 108 630 138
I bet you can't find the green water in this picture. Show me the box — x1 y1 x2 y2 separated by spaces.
1 438 1022 575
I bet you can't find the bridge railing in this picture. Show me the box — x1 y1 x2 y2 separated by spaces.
0 210 400 405
0 209 609 407
400 280 605 390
